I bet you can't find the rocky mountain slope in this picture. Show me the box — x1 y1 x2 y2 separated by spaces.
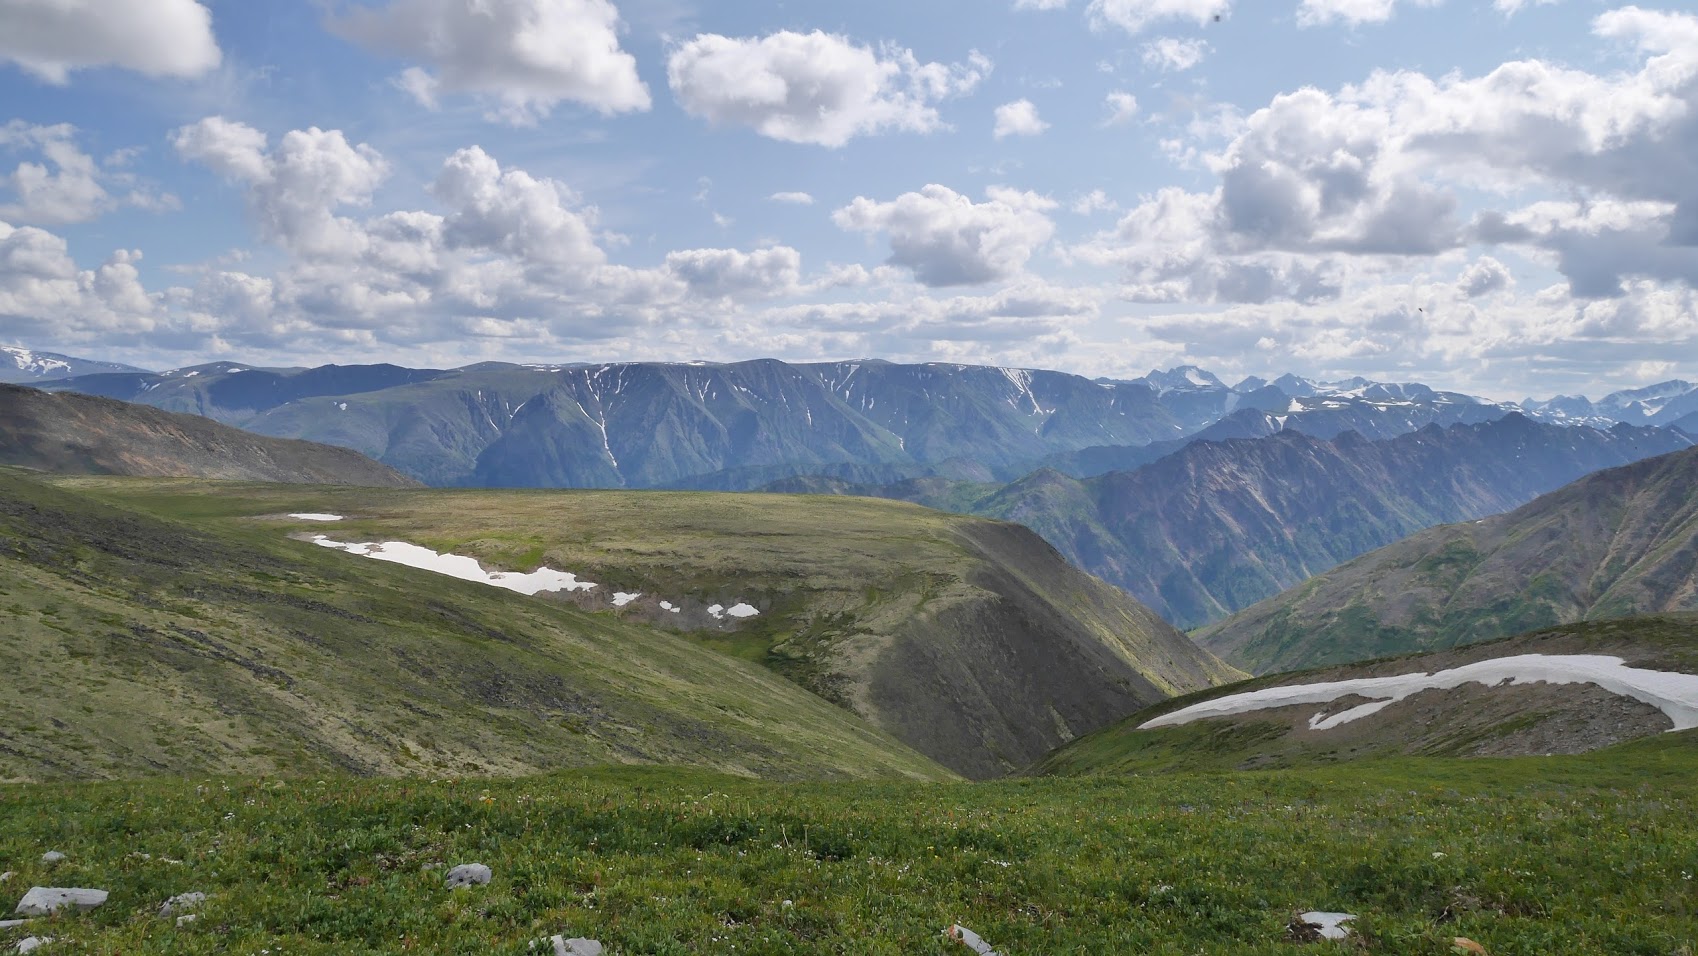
1199 444 1698 674
774 415 1694 630
0 384 417 487
15 475 1235 779
1040 614 1698 775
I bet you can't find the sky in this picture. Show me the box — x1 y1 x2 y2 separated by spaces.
0 0 1694 401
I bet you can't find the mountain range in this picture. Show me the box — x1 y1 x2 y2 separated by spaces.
769 415 1695 629
1199 443 1698 674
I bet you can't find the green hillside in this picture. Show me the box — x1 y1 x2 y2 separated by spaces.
4 740 1696 954
0 468 944 783
3 472 1231 781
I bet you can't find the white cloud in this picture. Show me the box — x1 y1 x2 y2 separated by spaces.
1297 0 1442 27
664 246 802 298
769 191 816 205
1072 189 1120 216
1457 256 1512 298
834 184 1057 286
1494 0 1558 14
0 220 162 341
1102 91 1141 126
175 118 391 259
0 0 219 83
1088 0 1231 34
329 0 651 125
1141 37 1209 71
667 30 990 147
1014 0 1070 9
0 123 173 225
994 99 1050 138
432 146 605 274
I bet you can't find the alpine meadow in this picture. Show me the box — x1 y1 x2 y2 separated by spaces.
2 1 1698 954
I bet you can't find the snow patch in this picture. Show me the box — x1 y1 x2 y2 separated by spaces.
659 601 682 614
707 603 761 620
288 513 344 522
310 536 597 596
1141 655 1698 733
1300 912 1355 940
612 591 641 607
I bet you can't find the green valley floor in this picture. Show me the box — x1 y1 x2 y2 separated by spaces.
4 734 1697 954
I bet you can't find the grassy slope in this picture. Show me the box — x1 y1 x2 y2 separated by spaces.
1039 614 1698 777
1 740 1695 954
1199 445 1698 675
0 468 944 783
51 477 1235 779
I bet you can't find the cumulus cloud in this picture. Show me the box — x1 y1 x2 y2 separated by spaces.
1014 0 1070 9
1457 256 1512 298
1297 0 1441 27
1078 7 1698 305
667 30 990 147
834 184 1057 287
1141 37 1209 71
0 0 219 83
0 220 161 342
329 0 651 124
1088 0 1231 34
0 123 174 225
664 246 802 299
174 118 390 259
769 191 816 205
994 99 1050 138
1102 91 1141 126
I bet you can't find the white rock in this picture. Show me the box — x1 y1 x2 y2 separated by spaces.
445 863 491 888
0 872 11 883
16 937 50 954
946 924 999 955
1299 912 1356 940
176 914 198 926
551 936 604 956
37 853 62 865
159 892 207 917
14 888 107 916
0 919 30 929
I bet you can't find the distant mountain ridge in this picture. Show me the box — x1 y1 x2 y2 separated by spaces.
0 384 417 487
42 357 1569 489
1198 443 1698 674
0 346 146 384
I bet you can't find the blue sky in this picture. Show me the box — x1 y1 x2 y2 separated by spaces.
0 0 1694 400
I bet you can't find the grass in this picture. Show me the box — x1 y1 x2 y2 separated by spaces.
2 738 1696 954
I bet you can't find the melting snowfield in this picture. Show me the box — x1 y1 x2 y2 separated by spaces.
1140 655 1698 733
288 513 344 522
307 535 760 618
310 537 596 596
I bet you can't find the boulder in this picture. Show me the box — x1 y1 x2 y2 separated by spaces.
14 888 107 917
551 936 604 956
16 938 50 954
444 864 491 889
37 854 62 866
159 892 207 918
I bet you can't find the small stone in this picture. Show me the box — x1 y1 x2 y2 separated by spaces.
945 924 999 955
0 919 31 929
551 936 604 956
444 863 491 888
0 873 12 883
37 854 62 866
16 938 51 954
159 892 207 918
176 915 198 926
1296 911 1356 941
14 888 107 917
